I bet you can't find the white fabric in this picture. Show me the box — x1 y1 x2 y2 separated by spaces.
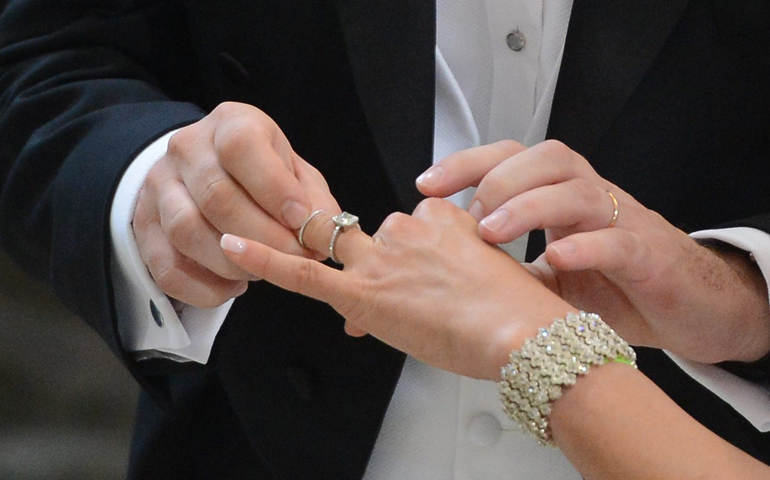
365 1 581 479
109 129 230 364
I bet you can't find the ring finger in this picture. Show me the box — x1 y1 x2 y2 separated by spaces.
295 209 371 267
478 179 622 244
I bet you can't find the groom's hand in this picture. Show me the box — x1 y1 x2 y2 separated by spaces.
133 102 340 308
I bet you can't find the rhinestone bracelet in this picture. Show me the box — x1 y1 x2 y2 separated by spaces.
497 311 637 446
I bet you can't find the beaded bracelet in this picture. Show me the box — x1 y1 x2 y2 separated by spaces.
497 311 637 446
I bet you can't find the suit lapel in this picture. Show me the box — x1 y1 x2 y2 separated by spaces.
333 0 436 212
547 0 691 158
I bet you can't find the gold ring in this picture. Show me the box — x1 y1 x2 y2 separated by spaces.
298 209 325 248
606 191 619 228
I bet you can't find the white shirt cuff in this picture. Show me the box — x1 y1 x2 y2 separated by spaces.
109 129 232 364
662 227 770 432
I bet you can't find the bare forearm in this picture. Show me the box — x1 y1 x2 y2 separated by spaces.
549 363 769 480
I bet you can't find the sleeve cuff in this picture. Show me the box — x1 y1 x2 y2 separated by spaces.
109 129 232 364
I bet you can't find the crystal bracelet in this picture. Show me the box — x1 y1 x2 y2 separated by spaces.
497 311 637 446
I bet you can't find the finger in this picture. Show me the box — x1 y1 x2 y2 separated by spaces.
220 234 352 305
477 179 616 244
213 116 312 229
545 228 652 284
157 177 255 281
415 140 526 197
137 211 248 308
297 209 374 265
294 158 342 260
469 139 598 221
411 197 479 230
176 152 308 257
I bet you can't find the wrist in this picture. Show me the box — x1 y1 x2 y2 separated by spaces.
698 239 770 362
489 300 576 381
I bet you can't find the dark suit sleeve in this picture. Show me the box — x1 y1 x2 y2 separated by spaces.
0 0 206 399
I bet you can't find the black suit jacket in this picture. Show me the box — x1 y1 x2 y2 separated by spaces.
1 1 769 478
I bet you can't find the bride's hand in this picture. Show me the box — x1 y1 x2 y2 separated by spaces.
221 198 574 380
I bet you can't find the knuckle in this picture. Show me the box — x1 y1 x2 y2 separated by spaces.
217 123 270 168
199 175 237 218
167 129 194 158
541 139 570 157
493 139 524 155
212 101 243 118
165 207 199 253
413 197 447 216
380 211 411 233
477 172 507 203
154 263 184 296
143 165 166 193
567 177 598 204
295 260 316 290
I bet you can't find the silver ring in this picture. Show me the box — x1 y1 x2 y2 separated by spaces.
329 212 360 264
298 209 325 248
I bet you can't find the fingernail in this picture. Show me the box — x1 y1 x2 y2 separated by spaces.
221 234 247 254
416 166 444 188
549 241 576 257
480 210 509 233
469 200 484 221
282 201 309 229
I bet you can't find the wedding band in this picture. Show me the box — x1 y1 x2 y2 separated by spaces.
298 209 325 248
329 212 361 264
606 191 619 228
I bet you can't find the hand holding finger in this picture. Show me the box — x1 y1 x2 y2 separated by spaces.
134 186 248 308
209 103 313 229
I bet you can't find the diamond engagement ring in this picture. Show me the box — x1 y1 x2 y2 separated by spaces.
329 212 360 264
298 209 325 248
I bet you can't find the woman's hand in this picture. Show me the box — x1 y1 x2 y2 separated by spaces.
221 198 574 380
417 140 770 364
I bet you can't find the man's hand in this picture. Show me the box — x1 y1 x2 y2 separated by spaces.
417 140 770 364
133 102 340 308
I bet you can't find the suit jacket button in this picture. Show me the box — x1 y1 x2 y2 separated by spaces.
149 300 164 327
217 51 252 85
286 365 316 402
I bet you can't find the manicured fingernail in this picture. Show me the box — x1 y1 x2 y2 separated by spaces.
416 166 444 188
469 201 484 221
480 210 509 233
549 241 576 257
221 234 247 254
282 201 309 229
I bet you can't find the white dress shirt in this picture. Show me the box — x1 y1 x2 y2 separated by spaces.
110 1 770 477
